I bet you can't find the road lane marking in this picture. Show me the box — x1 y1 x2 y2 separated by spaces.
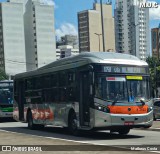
0 129 160 153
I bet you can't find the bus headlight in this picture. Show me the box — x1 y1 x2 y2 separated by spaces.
94 104 110 113
147 106 153 113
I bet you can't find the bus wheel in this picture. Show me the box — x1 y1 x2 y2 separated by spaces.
68 112 80 136
27 111 36 130
118 128 130 135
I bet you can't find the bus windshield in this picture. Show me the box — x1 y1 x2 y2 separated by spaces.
0 82 13 104
95 75 150 103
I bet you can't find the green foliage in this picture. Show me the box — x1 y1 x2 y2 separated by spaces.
0 69 8 81
146 56 160 97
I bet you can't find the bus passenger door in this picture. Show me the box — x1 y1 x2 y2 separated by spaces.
80 71 90 126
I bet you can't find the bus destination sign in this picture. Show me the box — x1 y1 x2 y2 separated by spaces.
103 66 148 74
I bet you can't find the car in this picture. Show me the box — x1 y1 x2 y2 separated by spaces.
153 98 160 121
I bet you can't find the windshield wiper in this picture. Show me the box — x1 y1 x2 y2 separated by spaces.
135 99 145 105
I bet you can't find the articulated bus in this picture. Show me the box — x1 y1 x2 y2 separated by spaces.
13 52 153 135
0 80 13 119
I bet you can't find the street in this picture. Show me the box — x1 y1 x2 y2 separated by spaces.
0 120 160 153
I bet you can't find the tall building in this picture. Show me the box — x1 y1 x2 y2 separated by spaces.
24 0 56 71
0 0 26 75
78 2 115 52
151 24 160 58
56 35 78 48
115 0 150 60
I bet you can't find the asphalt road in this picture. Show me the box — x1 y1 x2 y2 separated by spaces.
0 120 160 154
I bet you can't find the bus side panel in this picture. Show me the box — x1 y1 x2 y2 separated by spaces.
31 103 45 125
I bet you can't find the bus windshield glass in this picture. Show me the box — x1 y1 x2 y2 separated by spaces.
0 82 13 104
95 75 150 103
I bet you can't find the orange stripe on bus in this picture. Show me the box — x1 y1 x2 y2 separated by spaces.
108 105 148 114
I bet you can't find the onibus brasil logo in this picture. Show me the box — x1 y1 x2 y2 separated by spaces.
139 2 159 8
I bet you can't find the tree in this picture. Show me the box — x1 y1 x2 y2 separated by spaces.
0 69 8 81
146 57 160 98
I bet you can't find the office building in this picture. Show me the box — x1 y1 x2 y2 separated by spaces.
114 0 150 60
151 24 160 58
24 0 56 71
78 2 115 52
0 0 26 75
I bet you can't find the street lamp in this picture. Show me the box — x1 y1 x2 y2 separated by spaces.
94 33 102 51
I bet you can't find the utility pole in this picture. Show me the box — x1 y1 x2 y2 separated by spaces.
100 0 106 52
154 62 157 98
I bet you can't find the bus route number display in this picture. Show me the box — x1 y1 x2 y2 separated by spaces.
104 66 121 73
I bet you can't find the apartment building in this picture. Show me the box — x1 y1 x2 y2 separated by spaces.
151 24 160 58
78 2 115 52
0 0 26 75
114 0 150 60
24 0 56 71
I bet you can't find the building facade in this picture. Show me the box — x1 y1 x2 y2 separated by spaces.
0 0 26 76
56 45 79 60
24 0 56 71
151 25 160 58
78 2 115 52
56 35 78 48
114 0 150 60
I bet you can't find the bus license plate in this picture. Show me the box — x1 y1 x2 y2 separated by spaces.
124 122 134 125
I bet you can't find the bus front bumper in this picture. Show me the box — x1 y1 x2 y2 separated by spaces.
0 111 13 118
94 110 153 129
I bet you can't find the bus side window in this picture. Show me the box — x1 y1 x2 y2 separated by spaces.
59 72 67 87
35 77 42 89
52 74 58 87
44 75 51 88
67 72 76 101
26 79 33 90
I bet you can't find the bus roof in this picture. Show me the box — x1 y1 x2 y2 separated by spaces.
14 52 148 79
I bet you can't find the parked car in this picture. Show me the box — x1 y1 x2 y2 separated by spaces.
153 98 160 121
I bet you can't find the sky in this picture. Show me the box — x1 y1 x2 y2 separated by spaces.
0 0 160 39
54 0 160 39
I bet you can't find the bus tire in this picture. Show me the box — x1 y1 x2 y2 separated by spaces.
68 112 80 136
118 128 130 135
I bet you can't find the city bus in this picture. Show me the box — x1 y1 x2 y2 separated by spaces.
13 52 153 135
0 80 13 119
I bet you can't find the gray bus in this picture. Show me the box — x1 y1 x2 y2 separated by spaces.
13 52 153 135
